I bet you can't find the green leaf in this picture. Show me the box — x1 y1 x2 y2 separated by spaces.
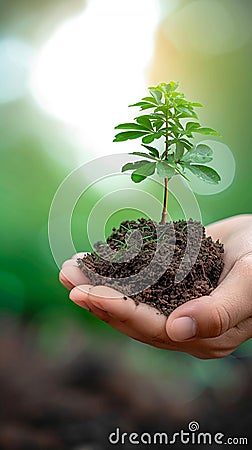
177 106 191 114
193 127 220 136
180 138 193 150
135 161 156 175
185 122 200 133
175 141 184 160
182 144 213 163
185 164 221 184
128 101 152 107
114 82 222 189
161 152 174 162
140 103 155 110
149 89 162 104
169 116 183 129
174 164 191 181
115 122 149 131
121 160 149 172
130 152 157 160
113 131 148 142
191 102 203 107
177 108 198 119
131 173 147 183
164 81 179 93
136 116 153 130
142 96 157 104
170 81 179 91
131 162 156 182
141 144 159 158
156 161 175 179
154 131 163 139
174 98 186 107
149 113 165 120
154 105 167 114
142 134 155 144
153 119 164 131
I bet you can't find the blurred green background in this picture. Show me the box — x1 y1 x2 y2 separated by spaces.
0 0 252 447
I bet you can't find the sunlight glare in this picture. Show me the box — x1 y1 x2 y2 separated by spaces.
31 0 160 159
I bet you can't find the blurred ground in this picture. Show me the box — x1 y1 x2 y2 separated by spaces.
0 316 251 449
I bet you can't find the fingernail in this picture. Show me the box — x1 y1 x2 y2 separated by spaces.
169 317 196 341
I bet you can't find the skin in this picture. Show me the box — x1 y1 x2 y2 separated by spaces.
59 214 252 359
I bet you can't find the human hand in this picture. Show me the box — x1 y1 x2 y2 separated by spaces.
59 215 252 359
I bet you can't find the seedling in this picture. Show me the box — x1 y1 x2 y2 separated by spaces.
77 81 224 316
114 81 221 224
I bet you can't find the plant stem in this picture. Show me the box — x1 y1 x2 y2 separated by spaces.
160 100 169 224
165 101 169 159
160 178 168 224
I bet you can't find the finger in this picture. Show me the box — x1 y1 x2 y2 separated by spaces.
69 285 169 342
166 254 252 341
205 222 233 283
73 298 164 346
68 283 243 357
181 316 252 359
233 316 252 342
59 271 75 290
69 285 252 358
206 216 252 283
71 252 87 260
62 259 78 268
60 262 90 288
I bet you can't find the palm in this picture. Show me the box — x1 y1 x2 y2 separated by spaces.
60 216 252 359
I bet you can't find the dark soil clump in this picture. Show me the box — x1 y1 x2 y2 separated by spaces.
78 219 224 316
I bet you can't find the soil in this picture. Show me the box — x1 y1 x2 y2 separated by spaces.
78 218 224 316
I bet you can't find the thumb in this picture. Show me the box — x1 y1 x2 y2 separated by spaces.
166 255 252 342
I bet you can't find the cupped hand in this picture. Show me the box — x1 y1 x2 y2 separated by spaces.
59 215 252 359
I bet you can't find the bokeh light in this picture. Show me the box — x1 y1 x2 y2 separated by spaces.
0 38 34 103
31 0 161 158
163 0 252 56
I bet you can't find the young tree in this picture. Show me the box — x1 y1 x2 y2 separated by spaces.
114 82 221 224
